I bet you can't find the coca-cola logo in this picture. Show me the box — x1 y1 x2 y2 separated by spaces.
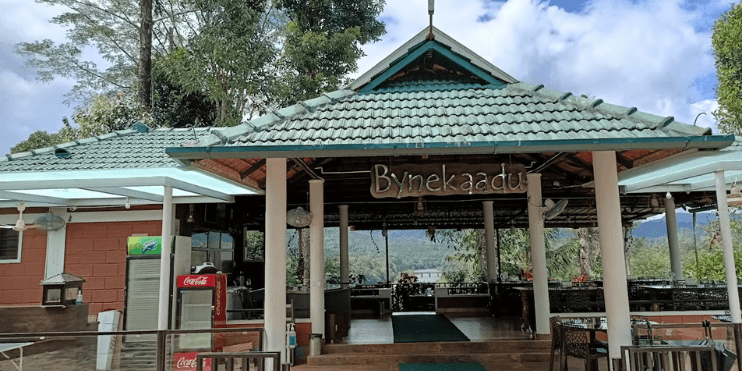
183 276 208 287
176 357 197 368
215 280 222 315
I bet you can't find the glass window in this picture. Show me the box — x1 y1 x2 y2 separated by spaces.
191 231 233 272
244 230 264 261
0 229 22 263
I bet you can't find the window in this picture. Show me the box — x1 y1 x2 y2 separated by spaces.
191 232 233 272
0 229 22 263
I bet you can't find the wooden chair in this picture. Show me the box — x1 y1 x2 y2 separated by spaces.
549 316 563 371
561 325 609 371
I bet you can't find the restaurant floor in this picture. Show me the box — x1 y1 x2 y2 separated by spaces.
339 312 533 344
292 313 610 371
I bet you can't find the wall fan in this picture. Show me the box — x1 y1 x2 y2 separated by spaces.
287 207 312 228
729 184 742 207
543 199 568 220
0 203 66 232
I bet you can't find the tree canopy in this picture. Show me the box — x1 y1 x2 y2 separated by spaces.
712 3 742 135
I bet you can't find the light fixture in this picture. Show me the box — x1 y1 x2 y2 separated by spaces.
510 221 516 233
186 204 196 224
666 191 672 200
124 198 131 209
415 197 425 217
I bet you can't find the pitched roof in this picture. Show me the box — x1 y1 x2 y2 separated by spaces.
0 127 218 173
166 27 730 159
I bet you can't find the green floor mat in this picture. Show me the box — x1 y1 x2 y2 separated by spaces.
399 363 486 371
391 314 470 343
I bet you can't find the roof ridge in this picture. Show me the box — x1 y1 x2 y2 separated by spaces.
197 89 357 147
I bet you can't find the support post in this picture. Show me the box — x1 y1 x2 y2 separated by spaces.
593 151 632 361
156 185 173 371
483 201 497 283
496 228 502 283
339 205 349 288
715 171 742 323
665 196 682 280
385 231 390 284
265 158 287 364
309 179 325 338
526 173 550 337
44 207 69 279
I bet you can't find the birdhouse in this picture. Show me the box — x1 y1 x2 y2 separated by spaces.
40 273 85 308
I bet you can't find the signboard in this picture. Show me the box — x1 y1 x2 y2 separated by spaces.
370 163 527 199
177 274 216 288
173 352 212 371
127 236 162 255
214 274 227 325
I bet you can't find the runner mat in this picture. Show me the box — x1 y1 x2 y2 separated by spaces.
399 363 486 371
391 314 470 343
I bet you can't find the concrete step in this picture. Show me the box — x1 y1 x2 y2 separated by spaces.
320 339 551 355
307 349 551 367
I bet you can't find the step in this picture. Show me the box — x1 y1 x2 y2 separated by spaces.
306 352 551 367
320 340 551 355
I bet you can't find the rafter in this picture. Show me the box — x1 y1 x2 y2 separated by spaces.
615 151 634 169
239 159 266 180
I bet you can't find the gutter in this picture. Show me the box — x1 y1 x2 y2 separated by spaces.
165 135 736 160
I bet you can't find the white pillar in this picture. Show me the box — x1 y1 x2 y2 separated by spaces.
310 179 326 337
265 158 287 362
593 151 631 361
157 186 173 330
526 173 550 336
665 197 682 280
44 207 69 279
483 201 497 283
339 205 349 288
715 171 742 323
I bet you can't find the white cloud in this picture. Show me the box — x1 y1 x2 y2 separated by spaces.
357 0 726 129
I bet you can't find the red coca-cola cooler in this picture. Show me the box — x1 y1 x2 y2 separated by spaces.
172 352 212 371
176 274 227 351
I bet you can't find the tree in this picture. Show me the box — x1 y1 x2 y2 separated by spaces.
712 3 742 135
10 119 77 153
275 0 386 104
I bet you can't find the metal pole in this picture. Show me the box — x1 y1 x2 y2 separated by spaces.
665 197 682 280
385 232 390 284
496 228 502 284
339 205 349 288
483 201 497 283
156 185 173 371
692 212 700 278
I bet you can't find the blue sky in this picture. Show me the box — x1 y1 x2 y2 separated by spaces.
0 0 732 155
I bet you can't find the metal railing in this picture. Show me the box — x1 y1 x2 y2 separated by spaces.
0 327 273 371
196 351 282 371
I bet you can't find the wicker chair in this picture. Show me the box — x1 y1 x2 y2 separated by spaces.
561 325 609 371
549 316 562 371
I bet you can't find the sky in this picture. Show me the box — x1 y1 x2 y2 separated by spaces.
0 0 732 156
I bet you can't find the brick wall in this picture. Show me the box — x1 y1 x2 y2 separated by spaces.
0 229 47 305
65 221 162 315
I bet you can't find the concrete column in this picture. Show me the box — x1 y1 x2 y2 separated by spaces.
310 179 326 337
665 196 682 280
44 207 69 279
483 201 497 283
715 171 742 323
339 205 349 288
593 151 631 361
526 173 550 336
265 158 287 362
157 186 173 331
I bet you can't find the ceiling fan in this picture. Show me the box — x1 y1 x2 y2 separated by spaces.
0 203 66 233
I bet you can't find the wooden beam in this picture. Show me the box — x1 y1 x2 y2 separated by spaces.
615 151 634 169
239 159 266 180
291 158 320 179
564 153 594 176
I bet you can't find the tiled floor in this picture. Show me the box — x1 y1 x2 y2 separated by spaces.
337 312 531 344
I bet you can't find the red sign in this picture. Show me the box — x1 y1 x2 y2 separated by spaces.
178 275 216 288
214 273 227 325
173 352 212 371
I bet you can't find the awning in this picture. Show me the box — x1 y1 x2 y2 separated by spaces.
0 167 262 208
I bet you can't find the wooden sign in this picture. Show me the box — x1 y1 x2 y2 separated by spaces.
370 163 527 199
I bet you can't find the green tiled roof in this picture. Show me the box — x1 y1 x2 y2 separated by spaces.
0 127 217 173
198 82 711 152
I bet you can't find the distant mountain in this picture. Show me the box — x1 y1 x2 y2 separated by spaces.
631 212 717 239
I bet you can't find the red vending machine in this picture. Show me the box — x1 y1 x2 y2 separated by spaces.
175 273 227 352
